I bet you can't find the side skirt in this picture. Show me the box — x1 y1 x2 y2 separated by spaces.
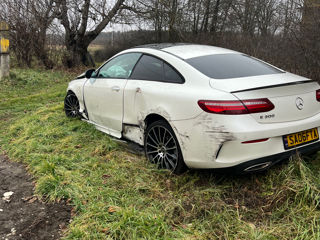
82 119 122 139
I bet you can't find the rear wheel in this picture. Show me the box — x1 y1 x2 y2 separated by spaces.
144 120 187 174
64 92 80 118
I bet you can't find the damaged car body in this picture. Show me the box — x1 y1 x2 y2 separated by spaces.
64 43 320 173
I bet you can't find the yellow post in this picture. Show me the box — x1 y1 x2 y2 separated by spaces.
0 38 9 53
0 21 10 79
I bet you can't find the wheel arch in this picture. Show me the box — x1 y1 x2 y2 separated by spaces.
143 113 187 173
67 90 76 95
143 113 184 154
144 113 170 129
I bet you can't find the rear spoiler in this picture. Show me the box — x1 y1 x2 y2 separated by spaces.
231 80 316 94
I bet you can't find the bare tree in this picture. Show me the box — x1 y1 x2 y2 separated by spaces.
55 0 125 67
0 0 55 68
256 0 278 36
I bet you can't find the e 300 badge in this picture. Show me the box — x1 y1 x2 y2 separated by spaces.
260 114 275 120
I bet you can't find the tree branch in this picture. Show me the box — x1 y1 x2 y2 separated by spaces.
79 0 90 36
85 0 125 41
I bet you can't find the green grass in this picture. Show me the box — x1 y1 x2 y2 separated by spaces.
1 68 320 239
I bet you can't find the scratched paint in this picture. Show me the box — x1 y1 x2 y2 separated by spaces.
194 113 236 160
123 125 144 145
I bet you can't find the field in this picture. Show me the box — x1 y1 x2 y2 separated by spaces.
1 68 320 239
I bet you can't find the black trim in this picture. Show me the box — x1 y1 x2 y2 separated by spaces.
128 54 143 79
222 141 320 174
123 123 140 128
215 144 223 159
132 43 191 50
231 80 316 93
82 78 90 120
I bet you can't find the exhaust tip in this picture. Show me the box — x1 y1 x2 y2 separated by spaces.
244 161 272 172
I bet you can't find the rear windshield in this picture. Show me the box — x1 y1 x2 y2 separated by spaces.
186 54 283 79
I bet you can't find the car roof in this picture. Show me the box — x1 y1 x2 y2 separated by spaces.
132 43 239 60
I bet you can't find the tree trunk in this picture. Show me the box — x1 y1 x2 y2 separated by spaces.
56 0 124 68
64 41 95 68
210 0 220 34
201 0 211 33
168 0 178 42
61 30 94 67
34 25 54 69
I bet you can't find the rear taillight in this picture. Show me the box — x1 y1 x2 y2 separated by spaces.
241 99 274 113
316 89 320 102
198 98 274 115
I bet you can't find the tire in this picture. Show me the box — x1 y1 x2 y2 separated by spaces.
64 92 80 118
144 120 187 174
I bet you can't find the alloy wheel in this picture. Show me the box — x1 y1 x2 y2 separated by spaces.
145 125 179 171
64 93 80 118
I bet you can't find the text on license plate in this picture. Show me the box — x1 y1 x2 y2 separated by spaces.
283 128 319 150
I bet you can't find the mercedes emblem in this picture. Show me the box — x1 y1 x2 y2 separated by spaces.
296 97 304 110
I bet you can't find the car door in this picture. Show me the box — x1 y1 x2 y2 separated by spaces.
123 54 185 126
84 53 141 137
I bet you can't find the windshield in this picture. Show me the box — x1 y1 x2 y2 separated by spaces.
186 54 283 79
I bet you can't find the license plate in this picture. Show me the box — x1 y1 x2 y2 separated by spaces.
283 128 319 150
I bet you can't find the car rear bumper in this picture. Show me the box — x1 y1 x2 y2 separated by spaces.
222 141 320 173
170 112 320 170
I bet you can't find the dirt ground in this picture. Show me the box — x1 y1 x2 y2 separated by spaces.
0 154 71 240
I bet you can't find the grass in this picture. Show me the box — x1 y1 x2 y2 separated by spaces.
1 68 320 239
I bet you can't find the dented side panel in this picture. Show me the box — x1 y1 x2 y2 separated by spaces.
121 48 241 147
122 125 144 145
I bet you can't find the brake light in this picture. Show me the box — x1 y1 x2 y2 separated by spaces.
242 99 274 113
316 89 320 102
198 98 274 115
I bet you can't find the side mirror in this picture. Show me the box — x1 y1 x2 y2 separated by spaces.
85 69 95 79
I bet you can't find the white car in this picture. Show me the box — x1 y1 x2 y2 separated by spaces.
64 43 320 173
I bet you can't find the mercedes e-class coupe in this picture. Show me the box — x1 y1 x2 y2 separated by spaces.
64 43 320 173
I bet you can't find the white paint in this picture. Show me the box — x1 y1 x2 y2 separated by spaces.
66 44 320 170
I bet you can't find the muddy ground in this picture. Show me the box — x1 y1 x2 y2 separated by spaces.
0 154 71 240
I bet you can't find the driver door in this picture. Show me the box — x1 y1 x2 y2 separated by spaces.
84 53 141 137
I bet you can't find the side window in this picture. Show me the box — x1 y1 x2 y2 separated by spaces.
163 63 184 83
130 55 163 81
97 53 141 79
130 54 184 83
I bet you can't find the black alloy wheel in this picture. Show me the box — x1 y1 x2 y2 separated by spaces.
144 120 186 174
64 92 80 118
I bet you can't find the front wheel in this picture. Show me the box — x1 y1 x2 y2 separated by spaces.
64 92 80 118
144 120 187 174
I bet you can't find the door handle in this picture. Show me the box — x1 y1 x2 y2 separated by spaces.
136 87 141 93
111 86 120 92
